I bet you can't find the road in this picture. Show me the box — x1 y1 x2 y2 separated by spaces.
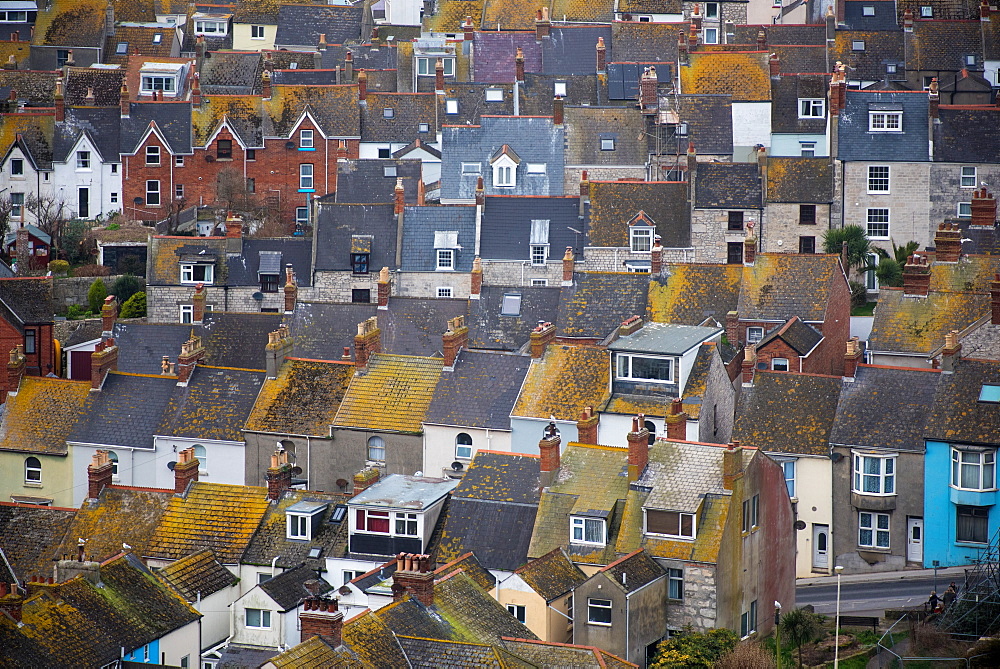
797 574 952 616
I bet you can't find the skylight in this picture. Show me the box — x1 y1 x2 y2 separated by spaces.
980 385 1000 403
501 293 522 316
116 42 128 55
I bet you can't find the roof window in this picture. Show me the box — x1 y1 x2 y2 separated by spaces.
383 107 394 118
852 40 865 51
116 42 128 55
152 33 162 44
501 292 521 316
485 88 503 102
862 5 875 15
980 385 1000 403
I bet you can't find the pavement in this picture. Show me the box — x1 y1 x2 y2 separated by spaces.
797 564 970 587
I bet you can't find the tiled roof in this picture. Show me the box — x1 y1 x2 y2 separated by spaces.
672 94 733 155
842 0 901 30
215 644 280 668
192 94 266 147
274 3 363 48
362 92 438 144
341 608 410 666
245 358 353 436
513 344 610 421
617 485 729 562
552 0 615 21
64 67 126 107
334 353 442 433
934 107 1000 162
145 481 271 563
565 106 649 167
120 100 193 154
734 370 842 455
557 272 651 339
0 277 54 325
68 372 177 450
425 351 530 429
468 285 562 352
201 312 283 370
771 74 828 133
286 302 378 360
333 159 423 205
765 157 834 203
0 377 91 455
500 638 637 669
868 288 990 354
104 25 176 66
695 162 763 209
433 568 538 644
266 635 360 668
831 31 906 87
33 0 107 47
541 26 614 76
0 72 59 109
647 263 740 325
514 546 586 600
434 552 497 591
612 21 680 63
737 253 843 323
199 51 262 96
157 548 238 601
769 45 829 74
910 20 982 71
520 72 603 114
53 107 122 166
599 549 665 593
259 562 334 611
0 40 31 69
680 51 771 101
963 322 1000 361
433 81 514 123
679 342 717 418
0 502 76 582
157 365 265 442
267 84 361 138
396 636 504 668
757 316 824 355
242 490 349 569
226 238 313 287
897 0 980 21
618 0 682 10
148 236 227 285
587 181 690 248
927 359 1000 444
731 24 827 45
0 112 54 171
479 195 582 260
314 203 397 271
234 0 281 23
399 205 478 272
929 255 1000 292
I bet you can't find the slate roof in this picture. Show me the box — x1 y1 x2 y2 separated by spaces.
934 106 1000 163
831 31 905 83
33 0 107 48
233 0 281 23
737 253 843 323
64 67 127 108
929 255 1000 292
395 636 504 668
243 490 349 569
334 353 443 433
480 195 584 261
681 51 771 101
612 21 680 63
587 181 690 248
766 158 835 203
434 81 514 123
200 312 283 371
471 31 542 83
0 277 53 325
842 0 901 31
340 608 410 666
361 92 439 144
259 562 334 611
53 106 122 166
216 644 281 669
678 342 720 418
541 26 614 76
425 350 530 429
500 638 637 669
0 112 54 171
731 24 827 45
265 635 360 669
0 375 91 456
558 272 651 340
400 205 477 272
441 116 565 200
157 548 238 601
286 302 378 360
199 51 262 96
695 162 763 209
514 546 587 601
909 20 982 72
898 0 980 21
245 358 354 436
0 502 75 582
599 549 665 593
68 372 176 449
513 344 610 421
564 106 649 167
618 0 682 10
156 365 264 442
647 263 742 325
333 159 422 205
267 84 361 139
868 288 990 354
104 24 176 66
274 3 363 48
145 481 271 563
771 74 829 134
672 94 733 155
0 71 59 108
734 370 842 455
757 316 823 355
315 203 396 271
121 101 193 154
226 238 313 287
192 94 266 147
927 358 1000 445
520 72 605 114
431 568 538 644
468 285 562 351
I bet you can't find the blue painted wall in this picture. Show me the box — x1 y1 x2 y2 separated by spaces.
123 639 159 663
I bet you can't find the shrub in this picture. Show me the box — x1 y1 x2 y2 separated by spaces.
119 291 146 319
716 642 775 669
87 278 107 314
47 259 69 275
110 274 144 305
849 280 867 308
66 304 92 320
73 264 111 277
650 628 739 669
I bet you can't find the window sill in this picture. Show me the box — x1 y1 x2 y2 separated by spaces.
298 147 316 151
179 281 214 286
216 157 233 162
435 268 455 272
858 546 891 553
146 163 162 168
23 482 43 488
298 189 315 193
956 540 989 547
588 621 613 627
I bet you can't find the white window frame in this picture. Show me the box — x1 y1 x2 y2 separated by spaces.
195 20 228 36
600 138 615 151
741 600 758 638
554 82 567 97
141 75 176 94
507 604 526 623
175 155 185 167
417 57 454 76
570 516 606 546
436 286 453 298
10 192 23 218
461 162 480 174
180 263 214 285
961 166 977 188
958 202 972 218
530 244 548 266
862 5 875 15
295 207 309 226
24 456 41 483
0 10 27 21
245 608 271 629
527 163 546 174
445 99 459 114
616 353 674 383
10 157 23 176
146 145 161 166
866 208 890 239
645 509 696 539
705 2 719 18
858 511 890 549
667 568 684 600
146 180 160 206
456 432 473 459
76 151 91 170
869 111 902 132
485 88 504 102
299 130 314 148
436 249 455 270
494 164 515 188
742 494 760 532
287 514 309 540
867 165 890 193
799 142 816 157
746 326 764 344
920 5 933 16
952 448 997 491
852 40 866 51
251 25 265 39
179 304 193 324
530 278 548 286
853 452 896 495
630 226 653 253
501 292 521 316
355 508 391 534
703 27 718 44
367 435 386 462
394 511 418 536
587 598 613 625
798 98 825 118
781 460 795 497
299 164 314 190
771 357 789 371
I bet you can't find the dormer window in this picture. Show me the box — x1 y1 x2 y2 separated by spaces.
645 509 695 539
140 63 185 97
529 219 549 265
417 56 454 76
869 110 902 132
630 226 653 252
195 20 228 35
570 516 606 546
286 500 328 541
434 231 458 270
180 263 214 284
616 353 674 383
491 144 520 188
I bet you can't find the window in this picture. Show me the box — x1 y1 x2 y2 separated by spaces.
216 139 232 160
966 54 976 66
866 208 889 239
799 236 815 254
436 249 454 270
141 75 176 93
866 252 880 290
342 570 362 584
288 514 308 539
496 164 514 187
958 202 972 218
296 207 309 227
461 162 480 174
351 253 369 274
800 142 816 157
531 278 548 286
742 494 760 532
703 27 718 44
180 264 214 284
600 138 615 151
853 453 895 494
179 305 193 324
195 20 228 35
10 158 22 176
741 600 758 638
116 42 129 55
175 155 185 167
192 445 206 474
980 385 1000 402
418 123 429 133
77 151 91 170
246 178 254 194
146 180 160 206
952 449 996 490
530 245 548 265
868 165 890 193
23 329 35 354
961 166 977 188
852 40 865 51
486 89 504 102
146 146 161 166
300 130 314 148
886 63 897 74
588 598 613 625
859 511 890 548
446 99 459 114
367 435 385 462
437 287 453 298
111 192 118 204
646 509 695 538
571 516 606 545
395 512 418 536
920 5 933 15
299 164 314 190
869 111 902 132
24 456 40 483
352 288 371 303
630 226 653 252
384 166 397 178
747 327 764 344
862 5 875 15
383 107 394 119
245 608 271 629
507 604 526 623
251 25 265 38
527 163 546 174
728 211 744 231
246 149 256 161
11 192 22 218
616 353 673 383
501 292 521 316
111 164 118 174
706 2 719 18
378 148 391 158
260 274 279 293
667 568 684 600
417 57 454 76
554 82 567 97
57 50 69 67
772 357 789 371
0 10 27 21
456 433 473 459
799 204 816 225
356 508 390 533
782 460 795 497
957 505 989 544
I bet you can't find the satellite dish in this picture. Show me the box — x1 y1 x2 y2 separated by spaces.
451 461 464 471
830 452 844 462
252 291 264 301
336 478 349 489
795 520 807 531
167 461 177 471
285 141 295 149
291 466 303 476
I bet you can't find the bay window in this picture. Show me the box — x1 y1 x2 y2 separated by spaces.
952 449 996 490
853 453 895 495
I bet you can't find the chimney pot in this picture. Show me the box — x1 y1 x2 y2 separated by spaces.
538 422 561 486
627 415 650 481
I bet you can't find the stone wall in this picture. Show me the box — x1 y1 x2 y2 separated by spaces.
690 208 761 263
661 559 718 631
581 246 697 272
481 259 564 286
147 284 288 323
52 275 128 312
929 163 1000 229
697 348 737 444
309 271 381 304
394 271 472 298
842 162 932 251
762 203 831 253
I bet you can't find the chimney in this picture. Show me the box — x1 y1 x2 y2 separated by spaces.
971 188 997 227
576 406 599 445
678 27 688 63
358 70 368 102
392 554 435 607
262 70 272 99
0 584 22 622
5 345 24 399
928 78 939 119
192 282 206 324
596 37 606 73
265 327 294 379
741 344 757 385
515 47 525 82
840 240 849 275
54 78 64 122
552 95 564 125
377 266 391 309
982 0 992 18
903 9 914 31
651 238 663 275
120 81 130 117
664 398 688 440
992 273 1000 325
743 224 757 265
934 222 962 262
470 256 483 299
435 58 445 93
353 467 380 496
176 334 206 384
394 177 405 216
462 15 474 41
90 339 118 390
354 316 381 369
722 441 743 490
225 211 244 254
941 330 962 372
161 356 175 375
902 254 931 297
627 415 650 482
475 175 485 205
195 36 206 71
619 315 643 337
344 51 354 81
84 87 95 106
562 246 574 286
101 295 117 334
686 141 697 179
844 336 862 379
535 6 551 39
266 449 293 501
579 170 590 216
688 22 698 49
639 66 658 111
87 450 114 500
725 310 739 345
757 29 767 50
769 53 780 78
442 316 468 369
538 421 561 487
174 446 199 494
318 32 328 51
192 72 201 106
283 264 298 313
300 597 343 646
530 321 556 359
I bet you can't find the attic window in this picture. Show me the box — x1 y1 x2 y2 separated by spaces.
862 5 875 15
571 516 606 546
869 111 902 132
418 123 429 133
116 42 128 55
501 292 521 316
527 163 546 174
886 64 897 74
461 162 480 174
485 88 503 102
445 99 459 114
646 509 695 539
965 54 976 66
920 5 933 16
384 166 397 177
195 20 227 36
601 138 615 151
852 40 865 51
153 33 162 44
383 107 395 118
980 385 1000 403
554 82 567 97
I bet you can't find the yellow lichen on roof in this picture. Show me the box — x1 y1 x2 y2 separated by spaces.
265 83 360 136
0 377 91 455
425 0 484 31
33 0 106 46
604 395 671 418
246 359 354 435
192 95 264 147
680 51 771 101
930 256 1000 293
512 345 610 421
0 41 30 69
647 263 742 324
54 488 173 564
148 236 226 285
551 0 615 21
481 0 537 29
333 354 442 433
0 112 54 161
870 288 990 354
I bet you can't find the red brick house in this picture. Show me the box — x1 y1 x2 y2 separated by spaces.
0 277 55 377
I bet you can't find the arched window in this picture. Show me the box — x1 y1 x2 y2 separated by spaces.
107 451 119 478
645 420 656 446
193 445 207 475
367 436 385 462
25 457 41 483
456 433 473 460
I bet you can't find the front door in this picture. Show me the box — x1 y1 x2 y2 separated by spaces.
813 524 829 570
78 187 89 219
907 517 924 563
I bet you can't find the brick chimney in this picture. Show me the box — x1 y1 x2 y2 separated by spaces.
982 0 991 18
843 336 862 379
678 27 688 63
392 554 435 607
442 316 468 369
627 415 650 481
934 222 962 262
174 446 199 494
283 264 297 313
262 70 272 99
5 345 25 399
120 81 130 117
470 256 483 299
664 398 688 440
515 47 525 82
101 295 117 334
639 66 658 111
725 310 739 346
941 330 962 372
992 273 1000 325
743 223 757 265
0 583 23 622
579 170 590 217
903 8 914 31
596 37 606 73
741 344 757 385
343 51 353 81
757 29 767 50
354 316 381 369
358 70 367 102
535 7 550 39
538 421 561 487
266 449 293 501
265 326 294 379
769 52 780 78
651 238 663 275
192 283 206 324
688 23 698 50
394 177 405 216
562 246 574 286
90 339 119 390
225 211 244 254
87 450 114 500
971 188 997 227
619 315 643 338
191 73 201 106
928 78 939 119
300 597 343 645
576 406 599 444
435 58 445 93
475 175 485 206
462 15 474 41
553 95 564 125
353 467 380 496
176 334 206 385
722 441 743 490
377 266 391 309
902 254 931 297
54 78 64 122
318 32 328 51
529 321 555 359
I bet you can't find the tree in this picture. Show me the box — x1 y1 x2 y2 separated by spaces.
649 628 739 669
119 291 146 318
822 225 875 273
780 607 822 668
26 194 69 254
873 239 920 288
110 274 143 305
87 278 107 314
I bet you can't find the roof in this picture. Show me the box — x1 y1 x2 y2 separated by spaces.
513 344 610 421
33 0 106 47
68 372 177 449
104 25 176 66
673 94 733 155
225 238 313 287
192 94 266 147
514 547 587 600
242 490 349 569
0 376 91 455
831 30 905 83
399 205 477 272
333 159 422 205
598 549 665 593
468 285 562 351
611 21 679 63
157 548 238 601
648 263 742 326
349 474 458 510
120 101 193 155
564 106 649 167
500 638 637 669
199 51 262 96
425 350 530 429
0 277 53 325
927 358 1000 445
934 106 1000 163
201 312 283 371
156 365 265 442
479 195 584 260
587 180 690 248
265 635 360 669
541 26 614 76
267 83 361 139
839 90 931 162
557 272 651 339
770 74 829 134
868 288 989 354
737 253 843 323
145 481 272 563
731 24 827 45
361 92 438 144
694 162 763 209
314 203 396 271
274 3 363 48
53 106 122 165
680 51 771 101
0 111 54 171
609 322 721 355
734 370 843 455
259 563 334 611
394 636 504 668
842 0 902 30
757 316 823 355
245 358 354 436
678 342 720 418
334 353 442 433
909 20 982 72
471 32 542 83
765 158 834 203
0 502 75 582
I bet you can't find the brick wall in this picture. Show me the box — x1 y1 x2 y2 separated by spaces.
0 320 53 376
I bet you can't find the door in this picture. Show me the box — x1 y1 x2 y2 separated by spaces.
907 517 924 563
78 187 89 219
813 524 829 570
70 350 92 382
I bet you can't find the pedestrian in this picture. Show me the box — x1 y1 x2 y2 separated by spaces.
949 581 959 595
929 590 940 612
943 585 957 609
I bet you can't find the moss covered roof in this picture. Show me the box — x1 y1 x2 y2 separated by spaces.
512 344 610 421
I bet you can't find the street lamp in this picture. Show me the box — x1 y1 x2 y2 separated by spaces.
774 601 782 669
834 565 844 668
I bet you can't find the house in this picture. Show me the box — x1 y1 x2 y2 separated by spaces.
762 158 834 253
495 547 587 643
50 104 122 220
563 106 649 184
769 75 830 158
158 548 240 649
830 30 905 88
4 226 50 271
273 4 363 51
0 111 56 229
120 100 194 224
904 19 988 103
30 0 107 69
931 109 1000 228
397 204 477 299
691 161 764 264
232 1 279 51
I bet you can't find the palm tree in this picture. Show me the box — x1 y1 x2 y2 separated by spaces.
874 240 920 288
781 608 821 668
822 225 873 273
